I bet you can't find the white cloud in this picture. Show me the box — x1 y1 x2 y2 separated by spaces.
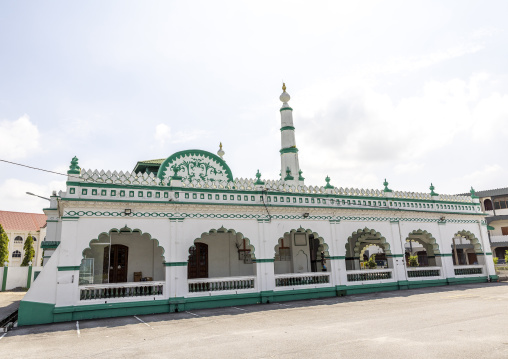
153 123 207 148
0 115 40 160
461 164 508 191
154 123 171 147
0 178 66 213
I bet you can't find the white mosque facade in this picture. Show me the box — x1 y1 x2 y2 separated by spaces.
18 85 496 326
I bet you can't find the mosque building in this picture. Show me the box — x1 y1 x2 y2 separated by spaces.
18 85 495 326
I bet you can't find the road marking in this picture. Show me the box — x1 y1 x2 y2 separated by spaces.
186 311 199 317
134 316 153 329
76 321 80 337
0 333 6 340
232 307 247 311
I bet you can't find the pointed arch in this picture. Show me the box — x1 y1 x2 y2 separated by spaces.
454 230 483 253
82 225 166 261
345 227 392 257
273 227 329 257
406 229 440 255
193 226 256 259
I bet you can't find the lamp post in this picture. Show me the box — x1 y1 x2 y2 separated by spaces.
26 192 51 201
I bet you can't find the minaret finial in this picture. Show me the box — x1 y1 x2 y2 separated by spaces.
217 142 225 159
282 82 286 92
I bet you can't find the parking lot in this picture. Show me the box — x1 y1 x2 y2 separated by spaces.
2 283 508 358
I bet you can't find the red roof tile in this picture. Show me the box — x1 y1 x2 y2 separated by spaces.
0 211 47 231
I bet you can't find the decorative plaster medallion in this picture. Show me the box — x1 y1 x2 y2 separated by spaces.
157 149 234 183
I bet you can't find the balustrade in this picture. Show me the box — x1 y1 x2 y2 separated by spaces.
188 276 255 293
407 267 440 278
80 281 164 301
347 269 392 282
275 273 330 287
454 266 483 276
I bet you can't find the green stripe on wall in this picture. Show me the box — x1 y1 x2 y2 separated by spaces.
58 266 81 271
164 262 187 267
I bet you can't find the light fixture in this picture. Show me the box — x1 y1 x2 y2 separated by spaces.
26 192 51 201
439 216 445 221
124 209 132 216
303 213 310 218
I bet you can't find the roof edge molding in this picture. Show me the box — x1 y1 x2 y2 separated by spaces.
157 149 234 183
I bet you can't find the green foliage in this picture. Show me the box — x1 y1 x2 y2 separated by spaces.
367 254 377 269
505 250 508 265
493 257 499 265
408 255 419 267
0 224 9 266
21 235 35 266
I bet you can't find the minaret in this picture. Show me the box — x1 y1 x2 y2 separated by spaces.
279 83 303 186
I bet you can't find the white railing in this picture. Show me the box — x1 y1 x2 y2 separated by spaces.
346 269 393 282
406 266 441 279
79 281 164 301
454 265 484 276
188 276 256 294
490 235 508 243
274 272 331 288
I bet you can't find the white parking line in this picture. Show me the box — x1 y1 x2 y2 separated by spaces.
232 307 247 311
0 333 7 340
186 311 199 317
134 316 153 329
76 321 80 337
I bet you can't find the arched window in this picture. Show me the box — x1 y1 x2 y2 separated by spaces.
14 236 23 243
32 236 37 242
484 199 493 211
12 250 21 258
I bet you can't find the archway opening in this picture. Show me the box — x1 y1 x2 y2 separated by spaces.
452 230 483 266
345 228 392 270
405 230 441 267
484 199 493 211
274 228 329 275
188 226 256 279
80 226 166 285
494 246 508 264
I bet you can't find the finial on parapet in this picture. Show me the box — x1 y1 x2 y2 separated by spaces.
254 170 265 185
325 176 334 189
67 156 80 175
430 183 438 196
284 167 294 181
298 170 305 181
383 178 392 193
470 186 478 199
217 142 225 159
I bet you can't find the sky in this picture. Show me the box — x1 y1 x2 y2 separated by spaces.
1 1 507 213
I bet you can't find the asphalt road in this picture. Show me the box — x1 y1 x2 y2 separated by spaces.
2 283 508 359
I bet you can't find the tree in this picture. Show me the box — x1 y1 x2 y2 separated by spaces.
21 234 35 266
0 224 8 266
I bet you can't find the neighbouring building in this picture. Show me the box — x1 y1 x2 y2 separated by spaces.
0 210 46 267
18 85 496 326
471 188 508 262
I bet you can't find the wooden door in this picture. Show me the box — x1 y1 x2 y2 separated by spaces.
188 243 208 279
103 244 129 283
502 227 508 236
309 235 320 272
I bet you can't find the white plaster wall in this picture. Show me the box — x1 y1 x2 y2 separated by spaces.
196 232 254 278
489 219 508 236
3 265 43 290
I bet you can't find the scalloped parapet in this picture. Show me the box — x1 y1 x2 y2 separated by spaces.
72 169 474 203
